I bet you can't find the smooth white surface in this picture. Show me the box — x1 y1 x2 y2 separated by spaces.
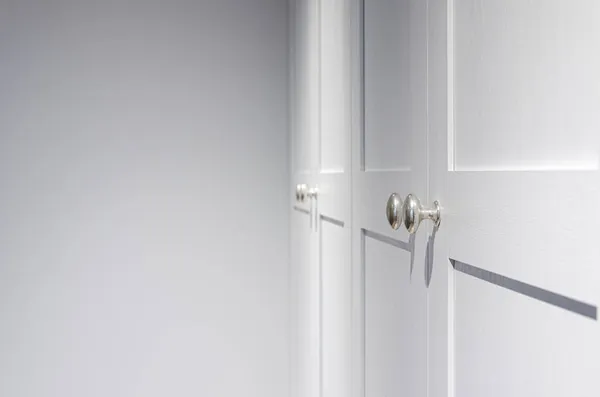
364 237 426 397
321 221 351 397
453 0 600 171
300 1 600 396
317 0 351 224
351 1 429 397
318 2 353 397
290 209 319 397
289 3 320 397
363 0 411 171
455 272 598 397
320 0 349 173
293 0 320 175
427 1 453 397
430 1 600 396
290 2 352 397
0 1 289 397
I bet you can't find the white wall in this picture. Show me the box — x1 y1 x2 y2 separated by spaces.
0 1 289 396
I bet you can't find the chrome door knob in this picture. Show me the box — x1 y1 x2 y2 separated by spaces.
402 194 441 234
386 193 404 230
296 184 308 202
307 187 318 199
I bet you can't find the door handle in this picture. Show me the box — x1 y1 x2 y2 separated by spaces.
296 184 319 231
402 194 441 234
386 193 404 230
295 184 318 202
296 184 308 202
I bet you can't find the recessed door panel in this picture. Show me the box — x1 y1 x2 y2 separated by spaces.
291 209 319 397
455 271 599 397
320 0 350 173
364 235 426 397
321 220 351 397
453 0 600 171
363 0 412 171
428 1 600 397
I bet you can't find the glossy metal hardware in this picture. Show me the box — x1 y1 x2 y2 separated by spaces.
307 187 318 199
386 193 404 230
402 194 441 234
296 184 308 202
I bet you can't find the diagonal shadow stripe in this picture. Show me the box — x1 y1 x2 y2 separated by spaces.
293 205 310 215
320 214 344 227
450 258 597 320
363 229 411 252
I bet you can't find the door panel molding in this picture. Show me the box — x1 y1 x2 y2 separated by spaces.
430 1 600 397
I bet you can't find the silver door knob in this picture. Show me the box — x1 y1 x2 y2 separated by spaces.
307 187 318 199
403 194 441 234
386 193 404 230
296 184 308 202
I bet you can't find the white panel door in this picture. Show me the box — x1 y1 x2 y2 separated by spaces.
291 1 352 397
318 2 352 397
290 1 319 397
351 1 429 397
427 1 600 397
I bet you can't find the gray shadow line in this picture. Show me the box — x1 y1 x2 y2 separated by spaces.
450 259 597 320
293 205 310 215
320 214 345 227
408 233 416 277
362 229 411 252
424 230 437 287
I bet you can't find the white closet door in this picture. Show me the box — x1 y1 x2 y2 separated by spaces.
290 1 319 397
291 1 353 397
318 2 352 397
351 1 430 397
428 1 600 397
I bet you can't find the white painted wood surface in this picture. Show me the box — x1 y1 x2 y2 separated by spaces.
429 1 600 396
318 3 353 397
296 1 600 397
351 1 429 397
290 2 352 397
290 2 319 397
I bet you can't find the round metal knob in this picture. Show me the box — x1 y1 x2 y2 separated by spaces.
386 193 404 230
402 194 441 234
307 187 318 199
296 184 308 202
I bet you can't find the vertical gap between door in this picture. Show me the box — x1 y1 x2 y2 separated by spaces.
447 0 456 172
446 0 457 395
317 0 323 175
425 1 431 396
360 0 366 172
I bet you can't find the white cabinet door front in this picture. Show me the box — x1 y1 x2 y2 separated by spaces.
291 1 353 397
351 1 429 397
428 1 600 397
290 1 319 397
318 2 352 397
